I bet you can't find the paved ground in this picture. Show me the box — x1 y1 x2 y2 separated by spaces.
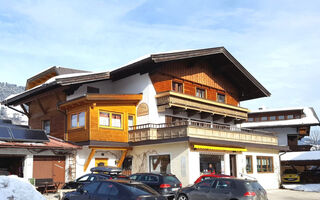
267 189 319 200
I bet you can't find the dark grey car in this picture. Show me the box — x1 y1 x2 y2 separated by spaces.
176 178 268 200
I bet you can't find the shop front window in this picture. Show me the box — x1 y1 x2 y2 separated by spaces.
200 154 224 174
149 155 170 174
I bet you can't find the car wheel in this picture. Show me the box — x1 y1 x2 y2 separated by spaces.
177 194 188 200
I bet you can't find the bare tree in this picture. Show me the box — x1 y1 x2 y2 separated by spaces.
300 129 320 151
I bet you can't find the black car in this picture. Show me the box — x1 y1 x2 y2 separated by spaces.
62 167 128 189
176 177 267 200
129 173 182 200
62 179 166 200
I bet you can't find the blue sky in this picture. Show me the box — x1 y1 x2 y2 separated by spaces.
1 0 320 115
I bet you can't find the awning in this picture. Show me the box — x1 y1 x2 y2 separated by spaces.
193 144 247 152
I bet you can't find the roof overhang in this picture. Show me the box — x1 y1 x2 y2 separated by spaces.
59 94 143 110
111 47 271 101
2 72 110 106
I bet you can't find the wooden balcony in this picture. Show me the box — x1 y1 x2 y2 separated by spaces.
156 91 248 120
129 120 278 146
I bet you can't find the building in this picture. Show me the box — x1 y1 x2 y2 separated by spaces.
0 119 79 184
241 107 320 151
2 47 286 189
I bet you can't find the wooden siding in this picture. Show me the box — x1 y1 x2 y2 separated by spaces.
150 60 240 106
66 103 136 143
28 91 66 139
90 104 136 143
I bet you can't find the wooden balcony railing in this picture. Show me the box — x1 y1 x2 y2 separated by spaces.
129 120 278 146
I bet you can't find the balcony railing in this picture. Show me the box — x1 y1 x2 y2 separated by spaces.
129 120 278 145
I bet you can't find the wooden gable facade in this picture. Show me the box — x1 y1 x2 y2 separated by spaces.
150 58 240 107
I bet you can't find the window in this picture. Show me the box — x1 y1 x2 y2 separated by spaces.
215 180 233 190
97 182 119 196
42 120 50 134
270 116 276 121
99 111 123 129
172 81 183 93
99 112 110 127
111 114 122 128
128 115 134 127
247 118 254 122
246 156 253 173
287 115 294 119
71 112 85 128
82 182 100 194
149 155 170 174
217 93 226 103
196 88 206 98
257 156 273 173
261 116 268 121
278 115 285 120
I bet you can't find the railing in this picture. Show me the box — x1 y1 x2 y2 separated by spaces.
129 120 274 136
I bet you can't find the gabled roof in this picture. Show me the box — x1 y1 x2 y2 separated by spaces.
111 47 271 101
2 71 110 106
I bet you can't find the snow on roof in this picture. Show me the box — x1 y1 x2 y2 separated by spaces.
44 71 96 84
241 107 320 128
249 107 306 113
281 151 320 161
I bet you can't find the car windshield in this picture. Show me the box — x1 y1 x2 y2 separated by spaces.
284 169 297 174
122 183 159 196
163 176 180 184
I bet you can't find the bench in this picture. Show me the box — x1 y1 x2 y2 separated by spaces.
35 178 59 194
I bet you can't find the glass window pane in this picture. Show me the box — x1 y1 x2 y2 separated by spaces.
270 116 276 120
71 114 78 128
128 115 134 127
261 116 268 121
287 115 294 119
43 120 50 134
112 114 122 128
149 155 170 174
217 93 225 103
278 115 285 120
99 112 110 126
79 112 85 127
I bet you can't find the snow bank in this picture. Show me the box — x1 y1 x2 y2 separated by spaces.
283 184 320 192
0 175 45 200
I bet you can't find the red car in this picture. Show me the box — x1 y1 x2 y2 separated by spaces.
194 173 232 184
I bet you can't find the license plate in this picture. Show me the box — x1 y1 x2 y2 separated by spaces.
172 188 179 191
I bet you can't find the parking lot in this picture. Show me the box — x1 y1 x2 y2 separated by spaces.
267 189 319 200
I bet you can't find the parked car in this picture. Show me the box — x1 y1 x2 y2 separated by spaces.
281 168 300 183
194 173 232 184
59 167 128 200
176 177 268 200
300 167 320 183
62 179 166 200
129 173 182 200
62 166 128 189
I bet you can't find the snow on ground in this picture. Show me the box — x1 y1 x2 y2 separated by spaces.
0 175 45 200
283 184 320 192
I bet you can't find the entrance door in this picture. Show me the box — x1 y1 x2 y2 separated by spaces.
229 155 237 177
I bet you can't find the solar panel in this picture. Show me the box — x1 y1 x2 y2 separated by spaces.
10 128 49 142
0 126 13 141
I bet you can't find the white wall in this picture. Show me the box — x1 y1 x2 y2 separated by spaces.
0 148 72 182
129 142 190 186
188 150 200 185
260 127 297 146
67 73 164 124
75 147 121 178
241 148 281 190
